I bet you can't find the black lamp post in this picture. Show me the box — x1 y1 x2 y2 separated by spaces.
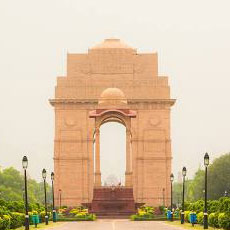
22 156 29 230
51 172 56 222
170 173 174 221
181 166 187 224
42 169 49 225
204 153 209 229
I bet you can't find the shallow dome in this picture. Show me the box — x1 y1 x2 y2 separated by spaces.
90 38 134 50
99 88 127 105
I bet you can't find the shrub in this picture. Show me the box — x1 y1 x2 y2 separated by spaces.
0 207 9 216
219 197 230 213
75 213 96 221
158 206 165 215
0 215 11 230
208 200 219 213
184 211 191 222
197 212 204 225
6 201 24 213
9 212 25 229
218 212 230 230
131 213 154 221
208 212 219 228
188 200 204 213
131 206 155 221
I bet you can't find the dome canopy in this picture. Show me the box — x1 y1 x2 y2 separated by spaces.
99 88 127 105
90 38 134 50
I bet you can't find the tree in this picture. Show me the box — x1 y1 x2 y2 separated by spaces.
0 167 52 204
186 153 230 201
208 153 230 199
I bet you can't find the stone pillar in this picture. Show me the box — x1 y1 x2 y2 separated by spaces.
94 128 101 186
125 128 132 186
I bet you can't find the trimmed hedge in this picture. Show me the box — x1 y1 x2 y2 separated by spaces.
208 212 219 228
218 213 230 230
0 215 11 230
9 212 25 229
182 198 230 229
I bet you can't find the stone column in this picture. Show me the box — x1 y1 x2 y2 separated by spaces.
125 128 132 186
94 128 101 186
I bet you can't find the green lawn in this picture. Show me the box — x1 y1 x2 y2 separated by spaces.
15 222 63 230
166 220 223 230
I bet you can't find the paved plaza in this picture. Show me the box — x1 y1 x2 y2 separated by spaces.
46 220 183 230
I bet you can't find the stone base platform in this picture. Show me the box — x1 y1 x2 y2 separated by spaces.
89 187 138 218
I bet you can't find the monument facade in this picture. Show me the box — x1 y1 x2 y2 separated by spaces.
50 39 175 208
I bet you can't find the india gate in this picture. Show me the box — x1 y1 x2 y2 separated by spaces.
50 38 175 215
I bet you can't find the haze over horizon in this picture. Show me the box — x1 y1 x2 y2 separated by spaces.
0 0 230 183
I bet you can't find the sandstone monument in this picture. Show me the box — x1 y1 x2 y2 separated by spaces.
50 38 175 212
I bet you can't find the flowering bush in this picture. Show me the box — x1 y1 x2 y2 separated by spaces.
58 207 96 221
184 211 191 222
0 215 11 230
9 212 25 229
131 206 155 221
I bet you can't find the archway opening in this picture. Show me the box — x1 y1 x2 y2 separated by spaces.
99 122 126 186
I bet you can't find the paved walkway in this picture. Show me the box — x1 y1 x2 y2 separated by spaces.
46 220 183 230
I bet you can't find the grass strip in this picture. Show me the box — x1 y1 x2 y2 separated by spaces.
166 220 224 230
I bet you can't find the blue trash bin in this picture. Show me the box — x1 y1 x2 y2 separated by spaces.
167 210 172 220
190 213 197 226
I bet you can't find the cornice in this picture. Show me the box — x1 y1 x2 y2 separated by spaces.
49 98 176 106
136 156 172 160
53 157 89 161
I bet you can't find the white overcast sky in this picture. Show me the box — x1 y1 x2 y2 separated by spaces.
0 0 230 183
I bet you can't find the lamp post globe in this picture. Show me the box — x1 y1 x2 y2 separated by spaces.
22 156 29 230
182 167 187 177
22 156 28 169
204 153 209 167
170 173 174 221
181 166 187 224
204 153 209 229
42 169 47 180
42 169 48 225
170 173 174 182
51 172 54 181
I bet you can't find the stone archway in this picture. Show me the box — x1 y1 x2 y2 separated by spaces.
50 38 175 208
89 88 136 187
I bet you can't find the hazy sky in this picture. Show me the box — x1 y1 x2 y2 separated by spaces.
0 0 230 183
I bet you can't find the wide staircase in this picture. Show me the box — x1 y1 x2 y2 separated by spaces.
91 187 137 218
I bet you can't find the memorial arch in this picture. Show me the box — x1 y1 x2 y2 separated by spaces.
50 38 175 210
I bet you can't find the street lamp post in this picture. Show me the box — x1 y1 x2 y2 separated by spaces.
181 167 187 224
59 189 62 208
51 172 56 222
42 169 49 225
22 156 29 230
204 153 209 229
170 173 174 221
163 188 165 207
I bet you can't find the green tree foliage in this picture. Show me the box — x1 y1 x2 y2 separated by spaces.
179 153 230 201
172 182 182 206
208 153 230 199
173 180 193 206
0 167 52 205
187 169 205 201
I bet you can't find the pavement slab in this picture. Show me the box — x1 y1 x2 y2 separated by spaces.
44 220 183 230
